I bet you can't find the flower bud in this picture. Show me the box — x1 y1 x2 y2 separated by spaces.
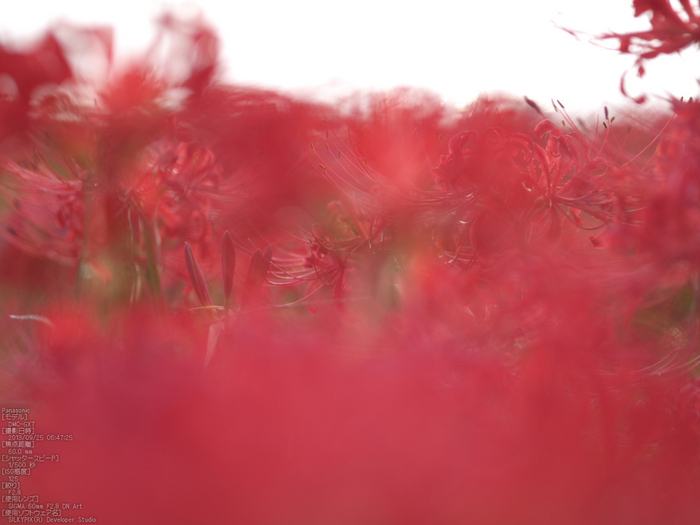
184 242 212 307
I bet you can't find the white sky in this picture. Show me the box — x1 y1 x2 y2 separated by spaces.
3 1 699 114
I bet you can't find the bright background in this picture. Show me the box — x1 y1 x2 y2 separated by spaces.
3 0 699 114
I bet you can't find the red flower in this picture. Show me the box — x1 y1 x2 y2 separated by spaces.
603 0 700 98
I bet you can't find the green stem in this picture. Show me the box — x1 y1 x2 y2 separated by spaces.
141 209 163 306
74 172 94 300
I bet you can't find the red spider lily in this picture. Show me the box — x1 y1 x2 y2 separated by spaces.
125 138 225 282
0 152 85 265
593 99 700 320
1 4 700 523
4 292 698 525
0 31 73 139
264 197 395 312
605 0 700 62
602 0 700 102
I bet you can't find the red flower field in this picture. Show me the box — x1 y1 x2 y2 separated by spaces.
1 2 699 523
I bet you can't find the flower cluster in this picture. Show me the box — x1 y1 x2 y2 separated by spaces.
0 7 699 525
